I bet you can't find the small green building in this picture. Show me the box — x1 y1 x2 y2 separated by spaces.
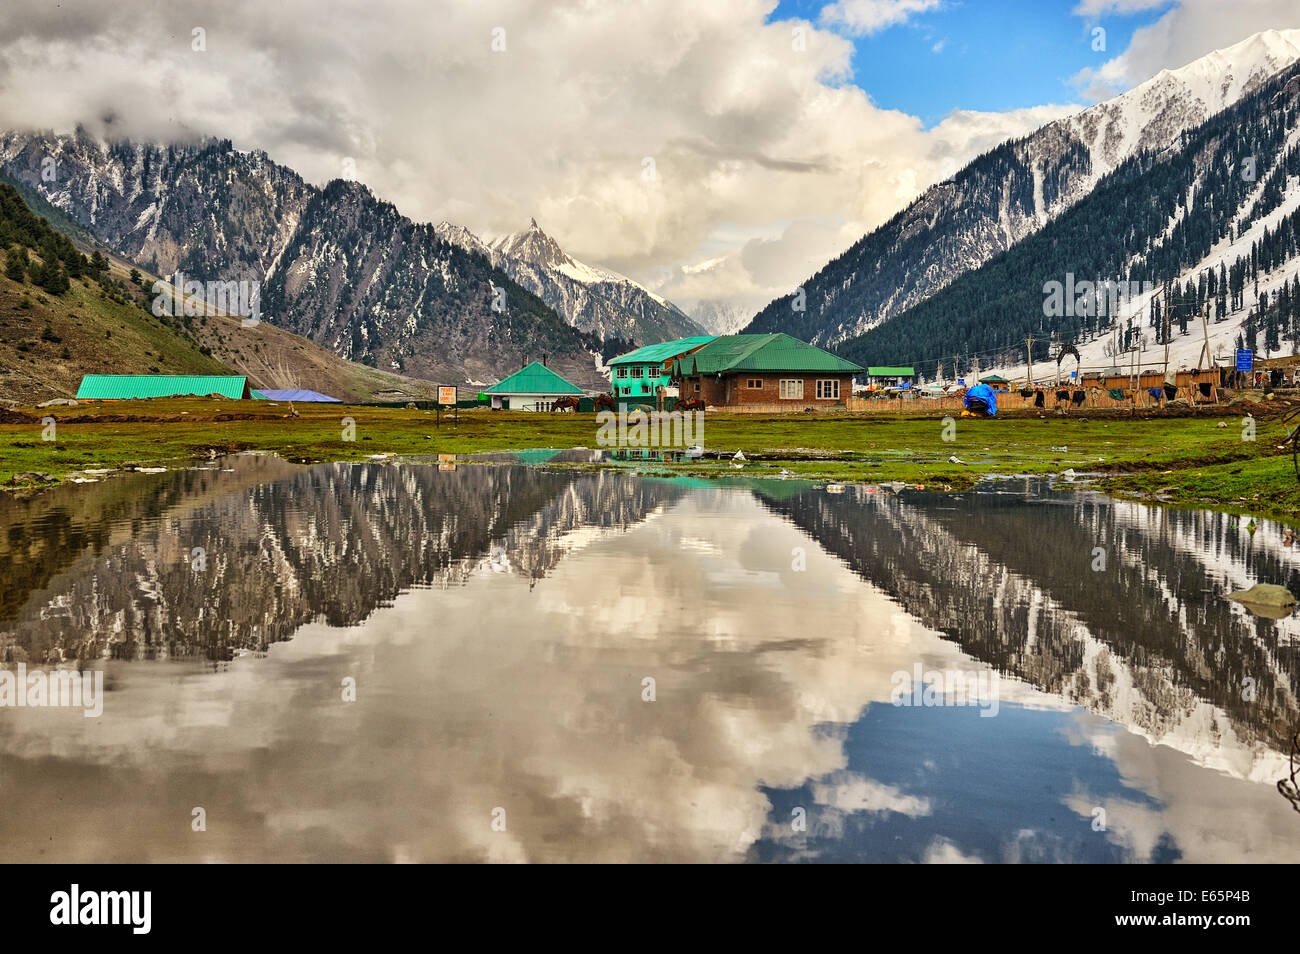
866 366 915 388
607 336 715 400
483 361 585 411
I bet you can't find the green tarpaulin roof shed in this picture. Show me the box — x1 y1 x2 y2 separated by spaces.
76 374 250 400
867 366 915 377
672 334 863 375
483 362 584 395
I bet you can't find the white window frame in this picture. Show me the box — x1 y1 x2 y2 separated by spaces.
816 379 840 399
779 379 803 400
616 367 628 379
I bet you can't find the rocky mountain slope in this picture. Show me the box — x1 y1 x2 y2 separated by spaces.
0 134 605 387
0 180 441 404
436 218 702 343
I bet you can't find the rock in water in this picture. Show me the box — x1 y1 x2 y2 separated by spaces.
1228 583 1297 618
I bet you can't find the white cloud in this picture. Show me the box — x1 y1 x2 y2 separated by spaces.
820 0 943 36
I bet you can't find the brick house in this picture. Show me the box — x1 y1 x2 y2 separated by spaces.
670 333 862 408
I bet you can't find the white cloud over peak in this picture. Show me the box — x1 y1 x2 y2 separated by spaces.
1070 0 1300 100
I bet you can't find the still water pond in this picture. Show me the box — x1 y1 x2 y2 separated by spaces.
1 454 1298 862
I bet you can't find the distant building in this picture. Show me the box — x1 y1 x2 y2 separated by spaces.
251 389 342 402
607 336 715 401
76 374 251 400
483 361 585 410
671 334 862 407
865 366 915 389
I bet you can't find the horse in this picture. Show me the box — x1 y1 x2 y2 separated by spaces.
593 392 616 412
676 396 705 411
551 396 579 412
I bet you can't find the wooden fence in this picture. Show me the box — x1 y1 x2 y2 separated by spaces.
844 369 1221 414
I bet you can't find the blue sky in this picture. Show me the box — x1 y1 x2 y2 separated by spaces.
771 0 1175 125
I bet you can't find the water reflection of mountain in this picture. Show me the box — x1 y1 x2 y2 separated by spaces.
0 459 683 663
754 483 1300 765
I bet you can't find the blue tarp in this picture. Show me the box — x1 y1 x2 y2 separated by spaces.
252 389 342 403
964 383 998 416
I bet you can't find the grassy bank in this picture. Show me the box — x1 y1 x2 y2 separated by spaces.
1 399 1295 520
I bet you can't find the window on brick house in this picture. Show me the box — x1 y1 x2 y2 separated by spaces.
779 379 803 399
746 379 762 389
816 379 840 399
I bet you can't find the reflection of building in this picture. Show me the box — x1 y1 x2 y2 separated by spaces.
673 334 861 407
483 361 585 411
608 337 714 403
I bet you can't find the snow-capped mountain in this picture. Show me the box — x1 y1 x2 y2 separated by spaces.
745 28 1300 348
689 299 757 335
835 53 1300 380
0 132 605 386
436 217 702 343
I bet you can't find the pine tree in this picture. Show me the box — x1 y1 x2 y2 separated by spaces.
4 245 25 282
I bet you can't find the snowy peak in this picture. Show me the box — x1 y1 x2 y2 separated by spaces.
1067 28 1300 176
490 219 617 282
434 220 488 256
475 219 701 340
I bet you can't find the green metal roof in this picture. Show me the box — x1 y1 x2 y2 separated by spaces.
867 366 915 377
609 336 716 367
484 361 584 395
673 334 863 375
76 374 249 400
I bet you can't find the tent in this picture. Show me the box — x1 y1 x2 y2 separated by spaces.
251 389 342 402
964 382 998 416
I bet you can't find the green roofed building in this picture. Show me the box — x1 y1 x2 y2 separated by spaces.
671 333 862 408
607 336 715 401
866 366 915 387
76 374 251 400
483 361 585 411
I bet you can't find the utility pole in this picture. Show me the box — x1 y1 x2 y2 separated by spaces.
1198 303 1212 371
1026 335 1034 390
